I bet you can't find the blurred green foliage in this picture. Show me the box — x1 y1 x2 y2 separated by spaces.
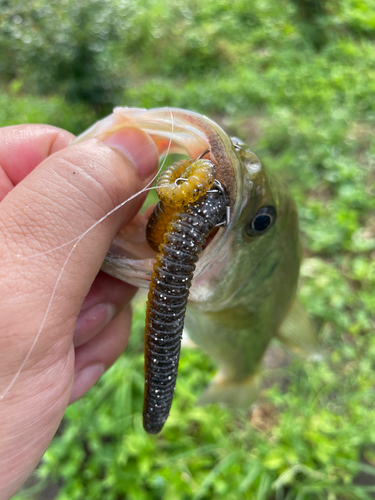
0 0 127 111
2 0 374 498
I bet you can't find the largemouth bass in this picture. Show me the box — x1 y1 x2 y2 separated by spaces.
74 107 318 409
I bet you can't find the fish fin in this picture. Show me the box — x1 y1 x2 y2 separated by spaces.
198 371 261 409
277 298 322 359
181 329 198 349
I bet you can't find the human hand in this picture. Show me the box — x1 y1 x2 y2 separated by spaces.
0 124 159 499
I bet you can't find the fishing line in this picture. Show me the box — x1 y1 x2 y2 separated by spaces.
2 186 169 264
0 109 175 400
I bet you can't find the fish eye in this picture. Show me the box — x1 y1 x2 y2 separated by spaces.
246 206 277 237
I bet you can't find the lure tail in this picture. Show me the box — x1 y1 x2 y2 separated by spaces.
143 239 196 434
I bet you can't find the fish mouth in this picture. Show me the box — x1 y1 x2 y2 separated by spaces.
73 107 244 293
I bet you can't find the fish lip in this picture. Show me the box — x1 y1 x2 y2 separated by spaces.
73 107 244 291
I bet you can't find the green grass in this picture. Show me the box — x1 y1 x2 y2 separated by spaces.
3 0 375 497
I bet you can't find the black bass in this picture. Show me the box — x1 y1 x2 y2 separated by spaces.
73 107 318 410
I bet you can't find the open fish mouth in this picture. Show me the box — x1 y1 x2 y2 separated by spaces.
73 107 244 294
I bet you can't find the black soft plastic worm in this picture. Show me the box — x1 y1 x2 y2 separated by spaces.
144 160 229 434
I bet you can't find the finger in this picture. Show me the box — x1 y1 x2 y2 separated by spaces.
74 271 137 347
69 305 132 403
0 124 75 190
0 167 14 201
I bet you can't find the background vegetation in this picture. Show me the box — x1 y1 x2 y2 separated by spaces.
1 0 375 498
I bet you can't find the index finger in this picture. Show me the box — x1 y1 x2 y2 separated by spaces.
0 124 75 201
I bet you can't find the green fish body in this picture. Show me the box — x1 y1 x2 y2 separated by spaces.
185 141 318 406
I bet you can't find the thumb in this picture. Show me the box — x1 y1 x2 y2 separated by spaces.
0 127 158 386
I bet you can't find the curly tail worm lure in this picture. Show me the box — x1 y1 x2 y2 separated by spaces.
143 156 229 434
